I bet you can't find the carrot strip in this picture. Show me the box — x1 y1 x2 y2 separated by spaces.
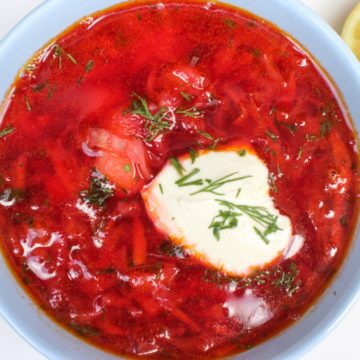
170 307 200 333
132 217 147 266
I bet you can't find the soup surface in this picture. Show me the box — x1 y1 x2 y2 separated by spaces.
0 1 358 358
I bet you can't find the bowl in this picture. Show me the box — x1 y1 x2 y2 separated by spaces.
0 0 359 359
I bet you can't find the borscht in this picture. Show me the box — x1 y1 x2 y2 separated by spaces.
0 0 358 358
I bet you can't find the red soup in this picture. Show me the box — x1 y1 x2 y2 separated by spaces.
0 1 359 358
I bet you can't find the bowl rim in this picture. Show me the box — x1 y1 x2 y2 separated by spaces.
0 1 359 360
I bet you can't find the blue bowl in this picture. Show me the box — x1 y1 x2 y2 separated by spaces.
0 1 359 359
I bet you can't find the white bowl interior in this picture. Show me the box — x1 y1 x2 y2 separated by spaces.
0 1 359 359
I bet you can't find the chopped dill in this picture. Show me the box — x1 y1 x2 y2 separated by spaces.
211 199 281 244
197 129 214 141
266 130 279 142
296 146 303 160
269 173 278 193
131 93 172 142
69 323 100 337
25 96 32 112
176 106 203 118
159 241 186 258
320 117 334 138
123 164 131 173
85 59 95 73
281 122 298 135
80 169 115 207
224 18 237 29
0 124 15 138
196 130 222 149
53 44 77 69
66 52 77 65
273 262 302 297
180 91 192 102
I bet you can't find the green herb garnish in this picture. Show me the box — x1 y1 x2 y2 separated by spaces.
266 130 279 142
175 168 203 187
281 123 298 135
191 172 251 196
85 59 95 73
66 52 77 65
47 84 56 99
224 18 237 29
159 183 164 194
296 146 303 160
131 93 172 142
188 147 198 163
320 117 334 138
196 130 221 149
180 91 192 102
159 241 186 258
53 44 77 69
0 125 15 138
269 173 278 193
209 207 242 241
197 130 214 141
238 149 246 157
176 106 203 118
273 262 301 297
123 164 131 173
211 199 281 244
80 169 115 207
252 48 262 57
305 133 318 142
69 323 100 337
32 83 46 92
25 96 32 112
170 157 185 176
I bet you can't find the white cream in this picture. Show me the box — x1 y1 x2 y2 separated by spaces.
142 149 293 276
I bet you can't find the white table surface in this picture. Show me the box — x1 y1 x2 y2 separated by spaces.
0 0 359 359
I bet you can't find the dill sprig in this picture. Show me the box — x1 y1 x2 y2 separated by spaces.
175 168 203 187
266 130 279 142
203 262 301 297
0 124 15 138
191 172 251 196
53 44 77 69
273 262 302 297
197 129 214 141
196 130 222 149
176 106 203 118
211 199 281 244
85 60 95 73
80 169 115 207
180 91 192 102
131 93 172 142
25 96 32 112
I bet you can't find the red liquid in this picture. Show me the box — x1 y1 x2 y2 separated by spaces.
0 1 358 358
